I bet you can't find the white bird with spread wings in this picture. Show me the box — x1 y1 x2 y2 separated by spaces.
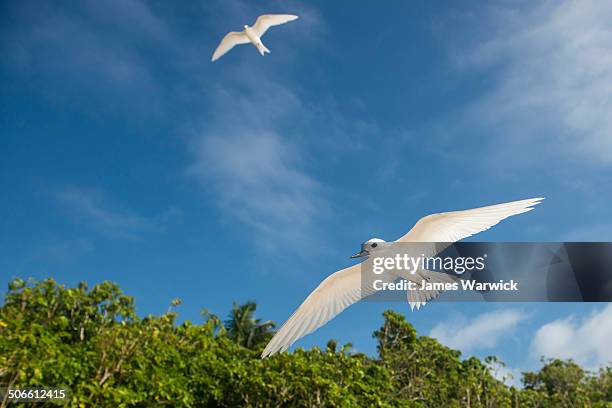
212 14 299 62
262 197 544 358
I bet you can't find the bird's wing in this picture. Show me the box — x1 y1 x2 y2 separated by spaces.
251 14 299 37
398 197 543 311
262 263 381 358
397 197 544 243
211 31 250 62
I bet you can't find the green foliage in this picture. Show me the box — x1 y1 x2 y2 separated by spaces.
521 359 612 408
1 278 610 407
223 301 275 349
374 310 514 407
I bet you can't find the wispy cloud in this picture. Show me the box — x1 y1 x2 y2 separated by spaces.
29 237 92 265
455 0 612 167
188 68 329 253
486 359 523 388
55 186 163 240
530 303 612 370
190 128 326 252
429 309 525 353
0 0 171 113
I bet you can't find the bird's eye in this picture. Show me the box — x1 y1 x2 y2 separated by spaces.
371 243 378 248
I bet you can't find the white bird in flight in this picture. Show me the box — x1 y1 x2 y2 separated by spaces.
212 14 299 62
262 197 544 358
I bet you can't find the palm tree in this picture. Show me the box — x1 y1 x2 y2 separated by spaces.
224 301 276 349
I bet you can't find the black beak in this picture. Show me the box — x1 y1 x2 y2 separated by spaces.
350 249 368 259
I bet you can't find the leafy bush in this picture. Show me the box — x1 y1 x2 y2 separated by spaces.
1 278 610 407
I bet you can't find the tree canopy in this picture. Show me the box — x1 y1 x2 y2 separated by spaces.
1 278 610 407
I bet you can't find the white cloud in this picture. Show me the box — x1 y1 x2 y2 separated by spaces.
429 309 524 353
190 129 326 252
460 0 612 166
56 187 159 240
187 61 333 254
487 360 523 388
530 303 612 369
187 82 376 255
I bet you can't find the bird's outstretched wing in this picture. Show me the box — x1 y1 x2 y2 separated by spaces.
251 14 299 37
262 263 386 358
397 197 544 243
211 31 249 62
398 197 544 310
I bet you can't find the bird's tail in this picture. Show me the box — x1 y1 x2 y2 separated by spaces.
258 43 271 55
407 270 460 311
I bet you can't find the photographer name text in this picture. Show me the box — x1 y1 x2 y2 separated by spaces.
372 279 519 292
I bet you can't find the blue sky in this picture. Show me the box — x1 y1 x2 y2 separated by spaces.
2 0 611 384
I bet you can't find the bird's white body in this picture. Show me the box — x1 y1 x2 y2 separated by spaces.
243 26 270 56
212 14 298 62
261 197 545 358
